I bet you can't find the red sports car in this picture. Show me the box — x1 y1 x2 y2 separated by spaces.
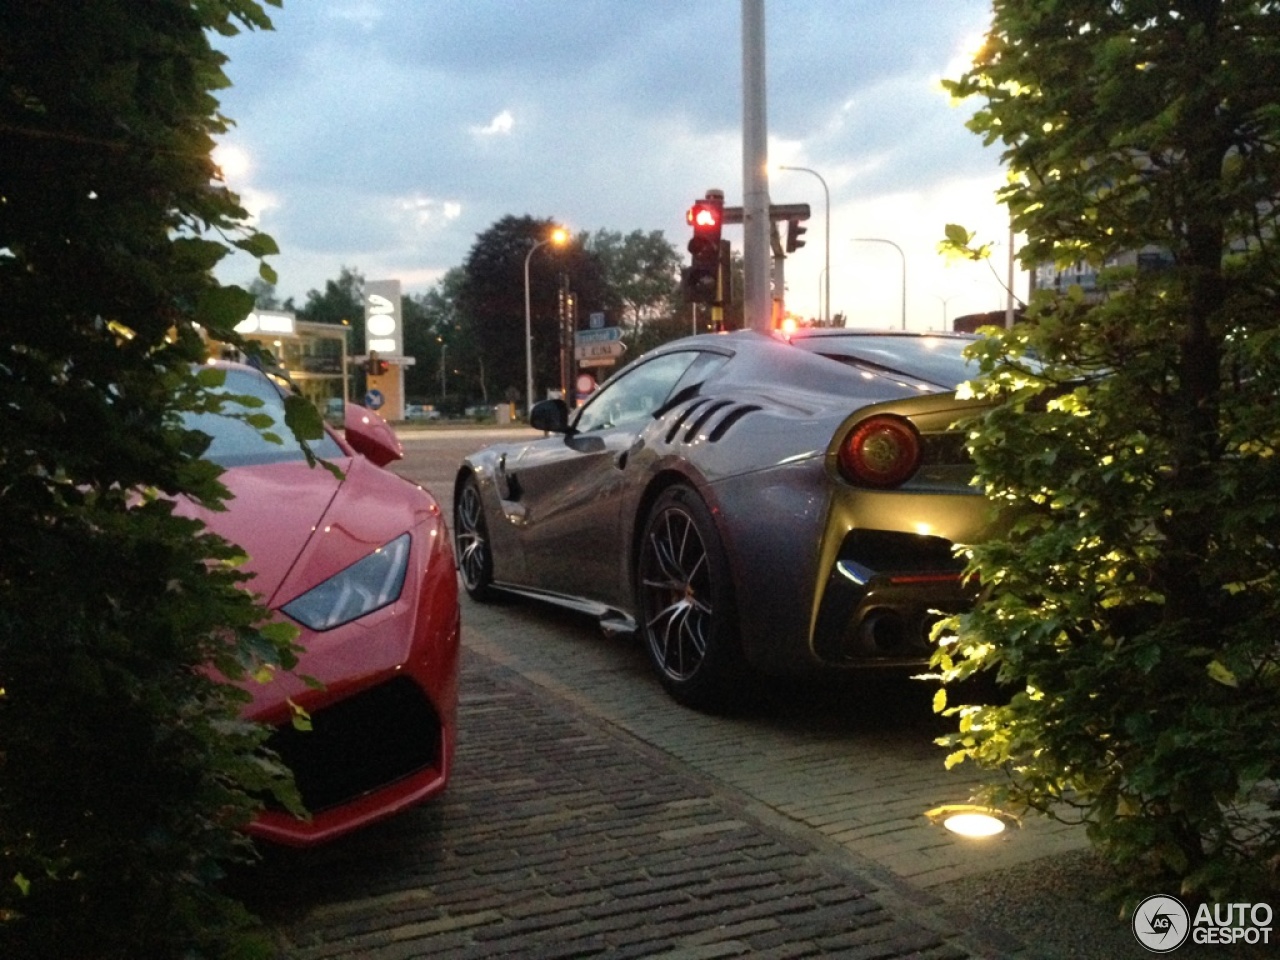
181 362 459 846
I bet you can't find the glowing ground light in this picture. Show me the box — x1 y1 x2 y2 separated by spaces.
925 804 1018 838
944 811 1006 837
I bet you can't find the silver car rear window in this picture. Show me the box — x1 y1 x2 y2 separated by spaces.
793 335 978 389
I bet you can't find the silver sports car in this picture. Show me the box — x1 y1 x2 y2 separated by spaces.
453 329 994 710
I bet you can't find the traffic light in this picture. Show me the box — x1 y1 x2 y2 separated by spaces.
681 265 715 304
785 218 807 253
366 352 389 376
685 196 724 304
688 198 723 247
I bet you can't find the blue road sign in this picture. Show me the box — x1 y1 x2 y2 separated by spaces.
574 326 622 344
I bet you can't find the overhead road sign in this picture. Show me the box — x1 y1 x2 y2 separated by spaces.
575 340 627 363
574 327 622 344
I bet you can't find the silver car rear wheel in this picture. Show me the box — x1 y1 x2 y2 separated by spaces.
637 485 750 711
454 475 494 601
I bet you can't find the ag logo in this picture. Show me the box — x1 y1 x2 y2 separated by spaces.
1133 894 1190 953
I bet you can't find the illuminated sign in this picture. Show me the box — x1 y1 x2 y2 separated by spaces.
235 310 295 335
364 280 403 357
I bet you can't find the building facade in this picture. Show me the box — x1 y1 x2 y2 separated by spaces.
219 310 352 411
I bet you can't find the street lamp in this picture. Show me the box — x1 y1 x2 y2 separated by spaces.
523 227 567 415
778 165 830 325
852 238 906 330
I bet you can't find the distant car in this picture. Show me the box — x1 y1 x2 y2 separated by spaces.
453 329 991 710
181 363 460 845
405 404 442 421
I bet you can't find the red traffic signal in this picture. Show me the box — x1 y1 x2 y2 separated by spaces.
687 198 724 264
687 201 721 232
687 200 723 238
685 194 725 305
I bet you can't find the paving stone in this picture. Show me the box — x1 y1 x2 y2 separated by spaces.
240 649 996 958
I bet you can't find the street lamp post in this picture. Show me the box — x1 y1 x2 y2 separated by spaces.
818 267 827 325
437 336 447 397
778 165 830 325
523 228 566 416
852 238 906 330
934 294 957 330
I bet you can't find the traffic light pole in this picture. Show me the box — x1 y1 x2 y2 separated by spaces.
741 0 771 334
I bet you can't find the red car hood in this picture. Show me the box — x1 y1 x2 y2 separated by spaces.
181 455 434 611
198 459 349 603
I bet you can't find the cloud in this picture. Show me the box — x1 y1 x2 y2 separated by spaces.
236 186 280 224
470 110 515 138
213 0 1019 327
396 193 464 228
326 2 383 32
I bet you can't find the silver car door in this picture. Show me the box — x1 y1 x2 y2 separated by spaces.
512 351 705 606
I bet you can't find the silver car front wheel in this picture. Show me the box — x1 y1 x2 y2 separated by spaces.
454 475 494 601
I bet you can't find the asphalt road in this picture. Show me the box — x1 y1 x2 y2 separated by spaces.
229 425 1264 959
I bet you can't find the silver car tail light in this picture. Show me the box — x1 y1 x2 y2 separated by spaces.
837 415 922 488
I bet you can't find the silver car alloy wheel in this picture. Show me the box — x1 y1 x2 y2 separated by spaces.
454 477 492 598
639 504 714 683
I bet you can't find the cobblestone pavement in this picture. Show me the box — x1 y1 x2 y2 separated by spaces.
456 599 1087 895
241 647 1002 959
235 614 1268 960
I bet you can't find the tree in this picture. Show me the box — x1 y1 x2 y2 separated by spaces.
246 276 281 309
584 228 683 333
457 216 607 410
297 264 364 346
405 268 466 407
934 1 1280 905
0 2 311 956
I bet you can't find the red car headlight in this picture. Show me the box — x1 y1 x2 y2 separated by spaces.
837 415 922 488
282 533 411 630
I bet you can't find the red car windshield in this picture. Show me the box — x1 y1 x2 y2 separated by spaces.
182 367 344 468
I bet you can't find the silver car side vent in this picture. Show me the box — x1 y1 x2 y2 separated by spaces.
664 397 713 443
681 400 734 441
683 400 762 444
705 404 760 442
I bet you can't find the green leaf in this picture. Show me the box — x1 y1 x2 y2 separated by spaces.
196 366 228 389
283 394 324 442
258 620 299 647
1206 660 1238 688
234 231 280 259
288 698 312 733
196 284 255 335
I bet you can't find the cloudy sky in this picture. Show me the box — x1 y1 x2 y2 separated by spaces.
212 1 1022 332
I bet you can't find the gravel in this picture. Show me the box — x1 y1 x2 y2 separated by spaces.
955 848 1273 959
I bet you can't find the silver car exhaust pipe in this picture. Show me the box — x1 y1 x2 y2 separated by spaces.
856 608 909 655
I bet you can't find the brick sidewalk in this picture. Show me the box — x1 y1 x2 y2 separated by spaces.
239 649 1002 959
